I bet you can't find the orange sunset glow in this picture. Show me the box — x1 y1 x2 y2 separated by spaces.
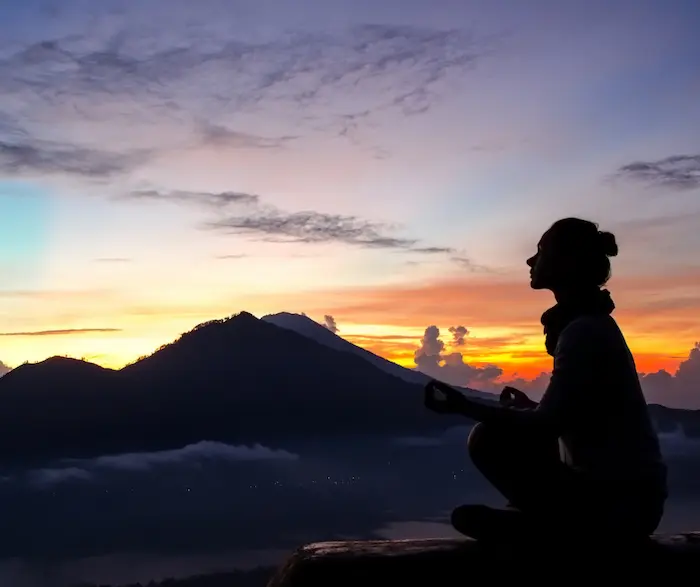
1 0 700 413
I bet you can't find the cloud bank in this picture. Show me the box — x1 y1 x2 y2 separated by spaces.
408 324 700 408
414 325 503 388
16 441 299 489
640 343 700 409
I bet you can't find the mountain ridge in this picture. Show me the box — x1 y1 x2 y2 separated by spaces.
0 312 460 465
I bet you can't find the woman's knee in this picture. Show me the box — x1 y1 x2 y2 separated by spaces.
467 422 506 464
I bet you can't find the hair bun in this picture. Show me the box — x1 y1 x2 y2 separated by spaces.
598 230 618 257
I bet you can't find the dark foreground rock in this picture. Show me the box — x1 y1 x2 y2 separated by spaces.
267 535 700 586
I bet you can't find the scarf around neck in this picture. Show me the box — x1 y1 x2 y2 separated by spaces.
540 288 615 356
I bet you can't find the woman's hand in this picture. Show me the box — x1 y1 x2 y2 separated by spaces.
499 386 537 409
424 380 468 415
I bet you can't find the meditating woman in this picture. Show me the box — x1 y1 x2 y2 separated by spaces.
424 217 667 540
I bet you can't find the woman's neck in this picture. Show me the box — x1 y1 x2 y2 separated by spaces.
552 286 601 305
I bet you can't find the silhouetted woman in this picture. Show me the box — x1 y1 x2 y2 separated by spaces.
424 218 667 540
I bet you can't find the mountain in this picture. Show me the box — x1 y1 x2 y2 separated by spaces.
0 312 465 465
262 312 428 384
0 311 695 466
262 312 492 401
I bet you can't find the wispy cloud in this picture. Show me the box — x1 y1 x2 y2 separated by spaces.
205 208 419 250
0 139 147 180
0 328 121 337
0 9 487 272
131 187 459 255
413 246 455 254
197 121 298 150
451 256 496 273
2 24 479 119
126 189 259 208
94 257 132 263
614 155 700 191
0 17 485 181
214 254 248 260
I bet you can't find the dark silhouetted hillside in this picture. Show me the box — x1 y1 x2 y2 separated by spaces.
0 312 465 465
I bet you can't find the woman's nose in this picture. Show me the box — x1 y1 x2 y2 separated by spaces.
526 255 535 268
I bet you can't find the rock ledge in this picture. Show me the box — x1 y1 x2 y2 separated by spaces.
267 534 700 585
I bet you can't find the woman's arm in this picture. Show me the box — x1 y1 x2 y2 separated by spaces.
428 317 599 436
426 380 554 432
457 396 553 431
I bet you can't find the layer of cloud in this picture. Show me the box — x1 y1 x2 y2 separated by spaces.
0 15 485 181
410 330 700 409
0 328 121 337
17 441 299 489
77 441 299 471
27 467 91 488
128 187 456 255
614 154 700 191
640 343 700 409
412 327 700 408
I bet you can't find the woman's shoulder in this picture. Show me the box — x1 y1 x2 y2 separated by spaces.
559 313 623 349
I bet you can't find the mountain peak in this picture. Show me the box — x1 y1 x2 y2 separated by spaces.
233 310 258 322
17 355 104 372
0 355 110 390
192 311 258 329
263 311 330 330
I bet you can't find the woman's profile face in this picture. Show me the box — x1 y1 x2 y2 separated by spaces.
527 230 557 290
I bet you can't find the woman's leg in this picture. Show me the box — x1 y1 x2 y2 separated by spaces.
466 422 567 514
464 422 665 537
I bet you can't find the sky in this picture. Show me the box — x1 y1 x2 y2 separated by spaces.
1 0 699 404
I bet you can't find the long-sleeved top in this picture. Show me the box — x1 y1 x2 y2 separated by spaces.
459 313 667 495
535 313 667 492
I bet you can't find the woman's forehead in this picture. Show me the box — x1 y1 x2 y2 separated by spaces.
539 228 555 247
